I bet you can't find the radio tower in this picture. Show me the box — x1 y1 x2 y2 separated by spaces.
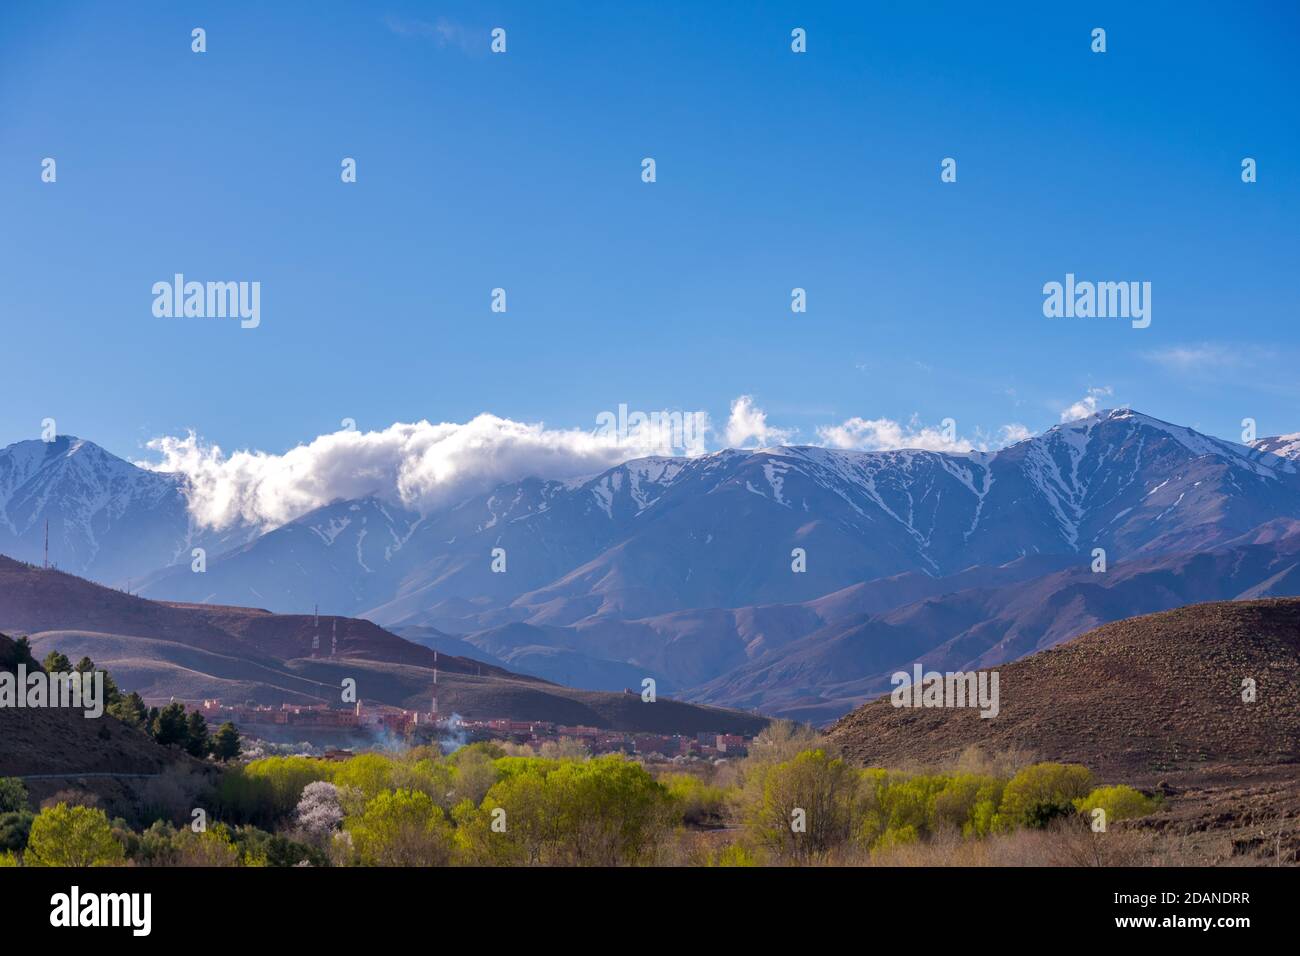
43 519 49 569
311 604 320 658
331 619 337 657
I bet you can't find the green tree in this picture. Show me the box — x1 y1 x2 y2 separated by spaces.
74 655 120 705
661 772 729 827
152 701 189 748
41 650 72 674
12 635 36 668
227 756 332 824
108 691 149 729
25 804 125 867
744 749 859 862
346 789 456 866
171 825 240 866
996 763 1094 831
460 755 673 866
211 722 242 761
0 811 34 852
0 777 28 813
184 711 211 758
1074 785 1159 824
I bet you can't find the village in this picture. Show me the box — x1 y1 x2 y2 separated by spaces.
196 697 753 761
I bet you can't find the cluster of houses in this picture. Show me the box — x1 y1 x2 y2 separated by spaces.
196 698 751 760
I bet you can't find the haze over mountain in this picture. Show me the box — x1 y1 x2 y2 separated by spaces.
5 408 1300 720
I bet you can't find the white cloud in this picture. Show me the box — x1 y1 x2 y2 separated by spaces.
997 423 1034 445
143 398 1039 531
816 416 969 452
142 414 694 532
816 415 1033 453
1060 386 1114 423
725 395 795 448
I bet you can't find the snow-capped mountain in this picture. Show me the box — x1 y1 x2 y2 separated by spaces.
9 410 1300 710
0 436 252 586
1253 433 1300 460
129 409 1300 627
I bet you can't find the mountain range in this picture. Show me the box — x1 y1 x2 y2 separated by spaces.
4 408 1300 721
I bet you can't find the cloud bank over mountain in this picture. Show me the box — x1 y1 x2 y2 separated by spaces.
138 397 1038 532
140 415 670 531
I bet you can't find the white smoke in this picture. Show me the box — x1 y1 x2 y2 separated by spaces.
142 413 701 532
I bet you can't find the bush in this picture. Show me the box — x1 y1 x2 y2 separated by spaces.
996 763 1093 831
743 749 859 862
708 842 759 867
222 756 332 825
931 774 1005 837
0 810 34 853
1074 785 1160 825
661 773 730 827
25 804 125 867
0 777 28 813
459 754 672 866
1024 800 1077 830
346 789 456 867
170 825 241 866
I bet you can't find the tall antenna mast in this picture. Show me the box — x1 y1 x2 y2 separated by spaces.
43 519 49 569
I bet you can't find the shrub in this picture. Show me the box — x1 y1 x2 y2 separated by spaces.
1074 785 1160 824
222 756 332 824
170 825 241 866
661 773 730 827
0 777 28 813
25 804 125 867
346 789 456 866
459 754 672 866
0 810 34 852
996 763 1093 831
931 774 1005 837
744 749 859 862
709 842 759 867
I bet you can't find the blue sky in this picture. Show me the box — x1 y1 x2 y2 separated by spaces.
2 0 1298 465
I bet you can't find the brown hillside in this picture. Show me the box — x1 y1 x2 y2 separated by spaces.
0 633 208 808
826 599 1300 775
0 557 766 735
